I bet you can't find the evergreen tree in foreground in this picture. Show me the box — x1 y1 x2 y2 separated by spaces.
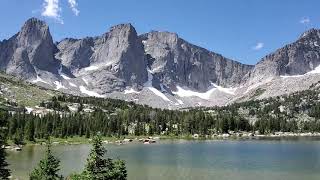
71 134 127 180
0 115 10 180
30 140 62 180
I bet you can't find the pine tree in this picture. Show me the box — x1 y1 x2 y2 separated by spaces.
0 116 10 180
81 134 111 179
71 134 127 180
25 119 35 142
30 141 62 180
113 159 127 180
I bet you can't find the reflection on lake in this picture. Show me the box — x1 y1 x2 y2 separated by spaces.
7 138 320 180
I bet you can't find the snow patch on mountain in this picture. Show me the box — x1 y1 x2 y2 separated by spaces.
150 65 164 73
69 82 77 87
31 76 49 84
212 83 237 95
280 65 320 79
280 75 304 78
54 81 67 90
144 69 171 102
124 88 140 94
148 87 171 102
61 74 71 80
79 86 105 98
307 65 320 74
172 86 216 100
83 61 117 72
84 65 99 71
175 99 184 105
82 78 89 85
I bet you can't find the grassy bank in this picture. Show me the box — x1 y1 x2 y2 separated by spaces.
7 132 320 146
7 135 194 146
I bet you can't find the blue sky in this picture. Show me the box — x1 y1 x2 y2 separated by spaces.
0 0 319 65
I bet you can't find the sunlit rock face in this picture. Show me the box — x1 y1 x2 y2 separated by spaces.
0 18 59 79
1 18 320 108
249 28 320 83
140 31 253 92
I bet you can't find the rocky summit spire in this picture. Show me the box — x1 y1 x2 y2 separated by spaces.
0 18 59 79
17 18 52 46
57 22 148 87
17 18 58 72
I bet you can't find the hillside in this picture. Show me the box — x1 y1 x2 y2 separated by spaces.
0 72 60 109
1 72 320 142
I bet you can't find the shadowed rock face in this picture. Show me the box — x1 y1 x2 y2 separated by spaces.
0 18 59 79
106 24 148 86
56 37 94 72
140 31 254 91
57 23 148 88
249 29 320 82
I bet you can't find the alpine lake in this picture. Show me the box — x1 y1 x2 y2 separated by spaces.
7 137 320 180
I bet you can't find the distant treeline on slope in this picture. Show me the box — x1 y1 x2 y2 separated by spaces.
2 86 320 143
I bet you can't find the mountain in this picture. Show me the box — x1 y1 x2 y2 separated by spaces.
1 17 320 109
249 28 320 83
56 23 148 89
140 31 253 91
0 18 59 79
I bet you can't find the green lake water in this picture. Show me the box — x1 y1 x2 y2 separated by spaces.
7 138 320 180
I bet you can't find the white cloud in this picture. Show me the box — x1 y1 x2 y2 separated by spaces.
300 17 310 24
68 0 80 16
252 42 264 50
41 0 63 24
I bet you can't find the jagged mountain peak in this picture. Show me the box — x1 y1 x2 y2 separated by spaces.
107 23 139 44
56 21 148 90
299 28 320 40
2 18 320 109
0 17 59 79
23 17 47 28
18 17 52 44
110 23 135 31
141 30 253 91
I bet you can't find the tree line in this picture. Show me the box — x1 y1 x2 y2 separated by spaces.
3 89 320 144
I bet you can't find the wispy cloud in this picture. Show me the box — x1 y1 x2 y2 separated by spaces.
41 0 63 24
300 17 310 24
68 0 80 16
40 0 80 24
252 42 264 51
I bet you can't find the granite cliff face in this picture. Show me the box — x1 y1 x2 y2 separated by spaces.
56 23 148 89
140 31 253 91
56 37 93 73
1 18 320 108
249 29 320 82
0 18 59 79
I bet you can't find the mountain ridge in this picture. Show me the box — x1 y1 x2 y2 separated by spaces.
1 17 320 109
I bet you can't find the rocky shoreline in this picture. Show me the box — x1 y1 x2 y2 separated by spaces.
5 132 320 150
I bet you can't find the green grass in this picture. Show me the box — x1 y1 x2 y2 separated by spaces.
0 72 61 107
6 134 239 146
